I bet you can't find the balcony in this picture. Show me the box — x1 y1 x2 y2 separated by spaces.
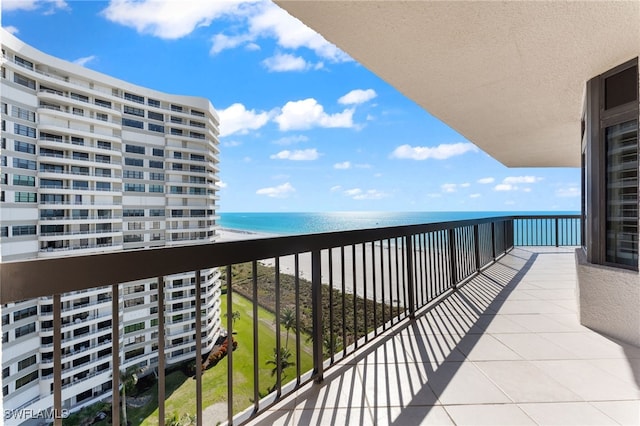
1 215 638 425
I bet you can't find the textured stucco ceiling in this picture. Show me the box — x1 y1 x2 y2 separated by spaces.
276 1 640 167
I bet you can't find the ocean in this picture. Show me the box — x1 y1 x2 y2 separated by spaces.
218 211 579 236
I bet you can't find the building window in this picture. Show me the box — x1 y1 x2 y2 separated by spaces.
171 104 183 112
152 148 164 157
97 140 112 150
124 92 145 104
124 105 145 117
148 111 164 121
150 172 164 181
96 154 111 164
149 184 164 193
15 192 36 203
96 112 108 121
14 56 34 70
122 118 144 129
11 106 36 122
125 144 145 154
125 158 144 167
96 182 111 191
124 170 144 179
123 209 144 217
70 92 89 103
191 109 205 117
15 323 36 338
148 98 160 108
148 123 164 133
15 371 38 389
12 225 36 236
583 58 639 269
14 124 36 138
149 160 163 169
13 175 35 187
13 73 36 89
71 136 84 145
124 183 145 192
13 306 37 321
18 355 37 371
150 209 165 217
95 98 112 109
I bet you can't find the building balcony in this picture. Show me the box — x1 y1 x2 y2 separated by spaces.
2 215 638 425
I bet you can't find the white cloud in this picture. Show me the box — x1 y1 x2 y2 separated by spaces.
262 53 316 72
390 143 478 160
459 182 471 188
274 98 354 131
477 177 495 184
102 0 248 40
470 193 482 198
273 135 308 145
342 188 387 200
223 140 242 147
494 184 515 191
3 0 68 12
210 33 253 55
503 176 543 184
3 26 19 34
218 103 271 137
270 148 319 161
73 55 96 67
441 183 458 193
334 161 351 170
338 89 377 105
256 182 295 198
555 186 580 197
245 42 260 51
330 185 342 192
217 180 228 188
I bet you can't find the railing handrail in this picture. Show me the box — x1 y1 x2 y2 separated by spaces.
0 215 578 305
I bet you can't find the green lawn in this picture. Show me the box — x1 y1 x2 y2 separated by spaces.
131 291 313 425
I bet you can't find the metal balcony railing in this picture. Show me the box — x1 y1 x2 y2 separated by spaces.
0 214 580 425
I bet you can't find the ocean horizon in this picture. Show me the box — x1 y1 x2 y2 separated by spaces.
218 211 580 236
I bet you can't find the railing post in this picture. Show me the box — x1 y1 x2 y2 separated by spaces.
448 228 458 290
111 285 120 426
491 222 496 260
158 277 166 425
473 224 481 272
555 218 560 247
194 270 203 426
405 235 416 319
226 266 234 425
53 294 62 426
311 250 324 383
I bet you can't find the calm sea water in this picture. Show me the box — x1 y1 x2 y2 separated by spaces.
218 211 579 235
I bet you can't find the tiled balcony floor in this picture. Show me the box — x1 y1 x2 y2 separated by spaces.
249 247 640 425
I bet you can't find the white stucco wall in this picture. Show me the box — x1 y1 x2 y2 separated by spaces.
575 249 640 347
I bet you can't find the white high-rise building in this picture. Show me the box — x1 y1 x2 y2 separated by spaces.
0 29 222 419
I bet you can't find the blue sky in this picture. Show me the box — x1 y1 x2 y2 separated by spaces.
2 0 580 213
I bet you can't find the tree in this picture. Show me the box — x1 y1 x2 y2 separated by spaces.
166 412 196 426
225 310 240 330
280 307 296 348
265 346 295 378
120 366 140 426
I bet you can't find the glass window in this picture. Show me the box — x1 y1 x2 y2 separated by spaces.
148 98 160 108
148 111 164 121
13 175 35 186
13 73 35 89
149 184 164 193
15 192 36 202
152 148 164 157
97 140 112 150
148 123 164 133
95 98 112 108
124 170 143 179
606 120 639 267
11 106 36 122
125 158 143 167
124 183 145 192
11 157 34 169
124 105 145 117
126 144 145 154
124 92 145 104
122 118 144 129
14 124 36 138
150 172 164 181
14 141 37 155
149 160 163 169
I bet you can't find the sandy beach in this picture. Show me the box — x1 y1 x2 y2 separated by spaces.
216 228 414 305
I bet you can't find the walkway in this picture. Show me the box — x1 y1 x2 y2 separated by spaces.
249 247 640 425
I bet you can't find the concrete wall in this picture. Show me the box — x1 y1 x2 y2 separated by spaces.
575 249 640 347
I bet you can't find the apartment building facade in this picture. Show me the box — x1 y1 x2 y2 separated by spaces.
0 29 222 417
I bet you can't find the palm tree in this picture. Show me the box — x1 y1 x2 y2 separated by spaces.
280 307 296 348
120 366 140 426
225 310 240 331
265 346 295 378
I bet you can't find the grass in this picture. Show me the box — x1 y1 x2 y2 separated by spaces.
130 291 313 425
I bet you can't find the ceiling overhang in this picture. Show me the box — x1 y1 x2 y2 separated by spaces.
275 1 640 167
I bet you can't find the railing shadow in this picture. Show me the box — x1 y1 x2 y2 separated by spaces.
251 249 538 425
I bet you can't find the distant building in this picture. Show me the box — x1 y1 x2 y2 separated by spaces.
1 28 222 418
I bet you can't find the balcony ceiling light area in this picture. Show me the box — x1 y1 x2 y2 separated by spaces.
275 1 640 167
